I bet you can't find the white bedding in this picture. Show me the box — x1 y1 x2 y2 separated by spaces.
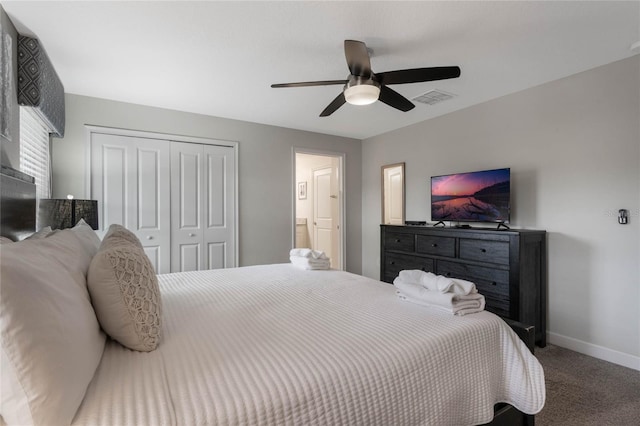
72 264 544 426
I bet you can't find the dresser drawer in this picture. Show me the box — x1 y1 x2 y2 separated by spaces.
384 253 434 282
436 260 509 299
459 239 509 265
384 232 415 252
484 295 511 318
416 235 455 257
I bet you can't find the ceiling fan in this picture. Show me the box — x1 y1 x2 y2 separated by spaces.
271 40 461 117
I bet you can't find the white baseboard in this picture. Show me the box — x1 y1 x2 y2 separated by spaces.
547 331 640 371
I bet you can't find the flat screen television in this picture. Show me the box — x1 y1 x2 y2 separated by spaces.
431 168 510 223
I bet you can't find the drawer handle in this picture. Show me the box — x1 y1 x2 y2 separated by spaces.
395 239 401 243
431 243 438 247
491 282 497 286
390 261 396 265
480 248 487 253
445 272 452 277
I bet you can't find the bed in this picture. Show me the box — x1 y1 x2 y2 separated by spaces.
0 168 544 426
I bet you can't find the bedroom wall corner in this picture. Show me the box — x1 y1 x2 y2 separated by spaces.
361 55 640 367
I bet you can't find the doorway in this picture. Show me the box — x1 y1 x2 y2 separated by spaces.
294 150 344 270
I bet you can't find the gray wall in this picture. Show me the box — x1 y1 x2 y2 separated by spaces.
362 56 640 364
54 94 362 273
0 5 20 168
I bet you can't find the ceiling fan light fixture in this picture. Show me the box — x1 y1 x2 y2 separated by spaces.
344 84 380 105
271 40 460 116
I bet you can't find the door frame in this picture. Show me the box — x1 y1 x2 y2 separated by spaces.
292 147 345 270
85 125 239 267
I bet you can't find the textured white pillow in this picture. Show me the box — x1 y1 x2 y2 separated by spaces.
0 230 106 425
100 223 143 249
88 225 162 352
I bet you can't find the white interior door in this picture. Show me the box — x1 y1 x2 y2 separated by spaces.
313 167 333 266
171 142 203 272
90 133 171 273
171 141 236 272
203 144 236 269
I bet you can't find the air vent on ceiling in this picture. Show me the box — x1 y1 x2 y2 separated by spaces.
412 90 456 106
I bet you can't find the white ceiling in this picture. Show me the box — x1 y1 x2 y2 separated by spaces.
3 1 639 140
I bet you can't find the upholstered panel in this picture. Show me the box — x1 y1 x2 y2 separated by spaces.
17 35 64 137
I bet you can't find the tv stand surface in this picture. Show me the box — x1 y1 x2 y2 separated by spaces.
380 224 547 347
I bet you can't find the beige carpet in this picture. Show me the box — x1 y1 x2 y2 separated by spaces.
534 345 640 426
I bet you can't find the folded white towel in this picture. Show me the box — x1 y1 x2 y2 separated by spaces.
397 269 477 295
290 256 330 270
393 279 485 316
423 274 477 295
398 270 431 285
437 277 477 295
419 272 440 291
394 278 431 299
397 293 485 316
289 248 328 260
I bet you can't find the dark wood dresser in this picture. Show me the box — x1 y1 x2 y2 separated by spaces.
380 225 547 347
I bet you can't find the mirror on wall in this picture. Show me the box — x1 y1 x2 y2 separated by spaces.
381 162 405 225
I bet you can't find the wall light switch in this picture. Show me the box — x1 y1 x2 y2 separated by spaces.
618 209 628 224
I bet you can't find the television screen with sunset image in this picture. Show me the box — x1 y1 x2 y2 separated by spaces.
431 168 510 223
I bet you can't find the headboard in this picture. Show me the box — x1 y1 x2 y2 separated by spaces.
1 165 36 241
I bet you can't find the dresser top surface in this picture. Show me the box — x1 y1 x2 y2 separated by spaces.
381 224 546 236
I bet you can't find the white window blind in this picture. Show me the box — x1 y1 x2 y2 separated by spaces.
19 107 51 200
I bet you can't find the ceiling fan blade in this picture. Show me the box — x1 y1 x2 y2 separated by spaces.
344 40 372 77
271 80 348 88
378 86 415 112
377 66 461 85
320 92 346 117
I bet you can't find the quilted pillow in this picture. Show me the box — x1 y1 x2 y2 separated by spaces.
0 230 106 425
87 224 162 352
100 223 143 249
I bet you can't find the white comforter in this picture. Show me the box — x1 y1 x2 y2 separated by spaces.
73 264 545 426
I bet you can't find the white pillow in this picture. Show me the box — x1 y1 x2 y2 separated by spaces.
24 226 52 240
0 236 13 245
70 219 101 257
0 230 106 425
88 225 162 352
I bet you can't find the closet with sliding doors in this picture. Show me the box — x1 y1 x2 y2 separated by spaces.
88 127 237 274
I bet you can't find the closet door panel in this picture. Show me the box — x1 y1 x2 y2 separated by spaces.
180 244 200 272
99 143 128 229
207 242 226 270
178 151 200 228
203 145 236 268
134 141 170 274
90 133 171 274
171 142 204 272
206 154 225 227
